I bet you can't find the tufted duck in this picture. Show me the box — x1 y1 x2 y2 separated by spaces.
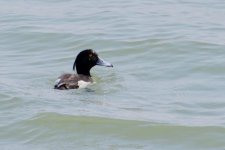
54 49 113 90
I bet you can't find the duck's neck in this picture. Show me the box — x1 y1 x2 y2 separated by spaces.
76 65 91 76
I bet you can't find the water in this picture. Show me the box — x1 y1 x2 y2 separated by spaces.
1 0 225 149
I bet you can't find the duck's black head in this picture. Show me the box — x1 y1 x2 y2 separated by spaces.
73 49 113 76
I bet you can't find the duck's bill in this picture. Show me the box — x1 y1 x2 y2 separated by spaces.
96 57 113 67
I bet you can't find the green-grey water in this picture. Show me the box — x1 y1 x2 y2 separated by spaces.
1 0 225 149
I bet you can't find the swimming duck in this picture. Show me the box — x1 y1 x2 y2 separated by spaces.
54 49 113 90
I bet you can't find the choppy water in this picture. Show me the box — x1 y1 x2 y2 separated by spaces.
1 0 225 149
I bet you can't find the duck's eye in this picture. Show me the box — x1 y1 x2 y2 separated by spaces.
89 54 97 61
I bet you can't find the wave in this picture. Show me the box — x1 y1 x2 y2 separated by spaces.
0 112 225 150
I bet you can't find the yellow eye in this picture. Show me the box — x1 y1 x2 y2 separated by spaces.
89 54 93 61
88 53 97 61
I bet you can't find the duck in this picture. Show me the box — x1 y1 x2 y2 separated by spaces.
54 49 113 90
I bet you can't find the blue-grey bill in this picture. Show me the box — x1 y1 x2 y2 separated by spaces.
96 57 113 67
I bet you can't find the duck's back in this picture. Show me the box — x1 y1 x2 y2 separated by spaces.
54 74 93 90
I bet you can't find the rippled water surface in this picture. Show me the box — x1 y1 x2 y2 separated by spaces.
1 0 225 149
